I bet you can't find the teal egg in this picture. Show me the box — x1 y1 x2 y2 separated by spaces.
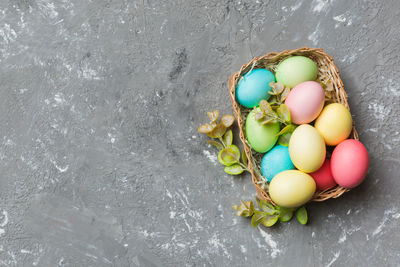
261 145 295 182
236 69 275 108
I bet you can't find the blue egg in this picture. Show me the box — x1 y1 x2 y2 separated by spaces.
261 145 295 182
236 69 275 108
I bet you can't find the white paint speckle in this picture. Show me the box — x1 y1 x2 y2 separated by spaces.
160 19 168 34
0 24 17 45
108 133 116 144
333 13 353 28
290 1 303 12
54 93 66 105
202 150 217 165
312 0 330 13
50 160 69 173
0 210 9 227
258 227 281 258
368 101 391 121
308 23 321 45
340 53 357 64
338 232 346 243
333 14 346 22
38 0 59 19
208 233 231 259
372 208 400 236
18 88 29 94
0 210 8 236
169 211 176 219
326 251 340 267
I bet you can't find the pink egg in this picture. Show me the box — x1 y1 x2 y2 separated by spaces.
310 159 337 191
284 81 325 124
331 139 369 188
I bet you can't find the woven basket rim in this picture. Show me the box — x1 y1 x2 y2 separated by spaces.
228 47 358 204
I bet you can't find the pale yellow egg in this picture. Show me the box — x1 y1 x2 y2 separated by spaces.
289 124 326 173
269 170 316 208
315 103 352 146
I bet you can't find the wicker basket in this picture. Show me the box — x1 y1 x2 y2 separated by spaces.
228 47 359 204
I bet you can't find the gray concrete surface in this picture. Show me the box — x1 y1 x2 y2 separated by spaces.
0 0 399 266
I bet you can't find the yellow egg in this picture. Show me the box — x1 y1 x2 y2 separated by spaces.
269 170 316 208
289 124 326 173
315 103 352 146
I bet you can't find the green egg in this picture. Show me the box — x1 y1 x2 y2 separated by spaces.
275 56 318 88
245 109 280 153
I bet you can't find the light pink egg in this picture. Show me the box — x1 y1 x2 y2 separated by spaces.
284 81 325 124
331 139 369 188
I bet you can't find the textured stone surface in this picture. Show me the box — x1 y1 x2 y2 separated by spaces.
0 0 399 266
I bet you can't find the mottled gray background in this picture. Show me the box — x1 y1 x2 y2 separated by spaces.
0 0 398 266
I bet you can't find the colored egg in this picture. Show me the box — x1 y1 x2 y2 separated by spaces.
269 170 316 208
310 159 337 191
289 124 326 173
315 103 353 146
331 139 369 188
284 81 325 124
245 109 280 153
236 69 276 108
261 145 295 182
275 56 318 88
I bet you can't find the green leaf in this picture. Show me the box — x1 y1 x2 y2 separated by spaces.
221 115 235 128
251 210 266 228
277 207 294 222
254 110 264 121
224 164 244 175
258 200 277 215
280 87 290 102
262 214 279 227
207 140 224 150
277 104 291 124
235 201 254 217
198 124 214 134
241 149 248 166
261 118 275 125
207 110 219 123
218 149 236 166
208 123 227 138
276 124 296 136
259 100 273 115
270 82 284 94
278 132 292 146
222 130 233 146
296 206 308 225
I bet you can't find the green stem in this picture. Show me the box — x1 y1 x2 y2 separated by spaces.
238 162 250 172
218 137 226 148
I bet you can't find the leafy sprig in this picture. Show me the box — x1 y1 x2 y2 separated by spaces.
252 85 297 147
233 198 308 227
254 100 291 125
198 110 249 175
268 82 291 106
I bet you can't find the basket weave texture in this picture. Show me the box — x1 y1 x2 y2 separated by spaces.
228 47 358 204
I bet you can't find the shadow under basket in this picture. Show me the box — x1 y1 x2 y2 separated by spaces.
228 47 359 204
